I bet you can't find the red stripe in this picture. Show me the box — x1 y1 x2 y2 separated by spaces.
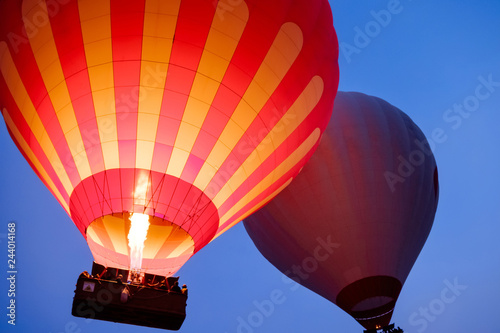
180 154 204 184
111 0 145 169
51 0 106 174
151 142 173 173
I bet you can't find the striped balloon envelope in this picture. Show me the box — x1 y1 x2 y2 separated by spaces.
0 0 339 275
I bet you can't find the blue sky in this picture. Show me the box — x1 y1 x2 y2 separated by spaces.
1 1 499 332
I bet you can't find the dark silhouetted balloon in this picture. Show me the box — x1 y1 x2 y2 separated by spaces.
244 91 439 329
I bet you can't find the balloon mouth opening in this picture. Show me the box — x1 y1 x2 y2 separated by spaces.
85 213 195 276
336 275 402 329
351 295 395 312
352 301 396 324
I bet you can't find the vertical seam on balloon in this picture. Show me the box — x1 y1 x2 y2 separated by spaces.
166 177 181 223
168 184 193 233
92 175 105 217
104 170 113 215
132 168 138 213
145 170 155 213
78 173 98 233
72 183 89 233
118 167 124 221
123 211 131 260
150 173 168 216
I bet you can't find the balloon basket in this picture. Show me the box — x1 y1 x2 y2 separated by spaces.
71 263 187 330
364 324 403 333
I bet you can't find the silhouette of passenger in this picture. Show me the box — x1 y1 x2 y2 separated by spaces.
170 281 181 293
79 271 91 279
181 284 188 297
156 279 166 290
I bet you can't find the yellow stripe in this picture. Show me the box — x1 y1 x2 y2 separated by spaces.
86 217 116 253
167 237 195 259
79 0 119 169
136 0 182 170
23 0 92 181
2 110 70 212
144 0 182 16
167 0 249 177
143 224 173 259
218 128 320 227
0 42 74 196
86 225 104 247
212 76 324 207
102 215 129 256
213 177 293 240
194 22 304 191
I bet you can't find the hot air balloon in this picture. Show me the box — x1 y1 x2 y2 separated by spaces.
244 91 439 331
0 0 339 329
